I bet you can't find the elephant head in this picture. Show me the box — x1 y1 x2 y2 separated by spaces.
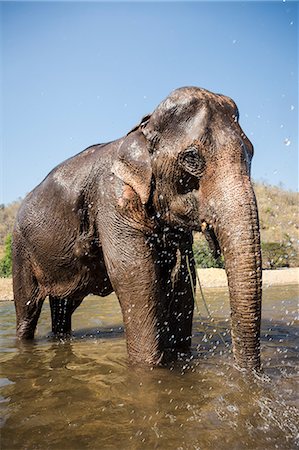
113 87 262 371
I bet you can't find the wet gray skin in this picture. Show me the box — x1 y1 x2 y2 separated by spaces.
1 285 298 450
13 87 262 371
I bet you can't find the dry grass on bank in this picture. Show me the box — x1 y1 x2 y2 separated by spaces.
254 183 298 245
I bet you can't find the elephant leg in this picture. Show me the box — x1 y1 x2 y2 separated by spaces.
13 258 45 340
15 294 45 340
167 235 195 354
49 295 84 336
101 221 169 365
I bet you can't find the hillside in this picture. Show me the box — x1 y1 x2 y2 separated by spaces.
0 183 298 265
254 183 298 245
0 201 20 259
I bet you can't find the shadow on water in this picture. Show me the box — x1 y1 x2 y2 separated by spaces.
1 285 298 449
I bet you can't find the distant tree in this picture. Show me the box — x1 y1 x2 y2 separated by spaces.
0 234 12 277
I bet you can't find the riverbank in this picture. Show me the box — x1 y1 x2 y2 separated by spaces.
197 267 299 288
1 268 298 301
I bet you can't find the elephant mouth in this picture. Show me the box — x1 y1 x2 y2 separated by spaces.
201 221 221 259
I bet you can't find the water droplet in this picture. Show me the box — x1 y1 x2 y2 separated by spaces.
284 138 291 146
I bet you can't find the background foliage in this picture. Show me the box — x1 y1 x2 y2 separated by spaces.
0 234 12 277
193 238 224 269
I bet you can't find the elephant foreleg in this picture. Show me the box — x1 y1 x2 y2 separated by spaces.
101 221 169 365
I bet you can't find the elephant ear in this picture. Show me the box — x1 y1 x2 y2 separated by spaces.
127 113 151 135
112 131 152 205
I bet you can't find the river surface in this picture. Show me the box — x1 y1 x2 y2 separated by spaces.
1 285 298 449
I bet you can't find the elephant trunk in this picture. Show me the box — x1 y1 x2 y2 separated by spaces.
204 174 262 370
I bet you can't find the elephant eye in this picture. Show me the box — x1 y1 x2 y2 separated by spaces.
179 146 205 178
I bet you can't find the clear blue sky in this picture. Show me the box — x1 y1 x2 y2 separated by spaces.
1 1 298 204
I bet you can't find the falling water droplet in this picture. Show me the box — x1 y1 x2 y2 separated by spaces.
284 138 291 147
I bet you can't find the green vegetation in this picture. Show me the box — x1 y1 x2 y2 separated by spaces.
193 233 298 270
193 237 224 269
0 183 298 273
0 234 12 277
0 201 20 259
262 239 298 269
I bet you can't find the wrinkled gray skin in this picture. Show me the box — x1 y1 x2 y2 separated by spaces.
13 87 262 370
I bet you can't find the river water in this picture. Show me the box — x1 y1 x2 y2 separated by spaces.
1 285 298 449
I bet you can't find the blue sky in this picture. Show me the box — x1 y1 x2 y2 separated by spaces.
1 1 298 204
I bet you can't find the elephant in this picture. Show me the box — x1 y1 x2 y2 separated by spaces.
12 86 262 371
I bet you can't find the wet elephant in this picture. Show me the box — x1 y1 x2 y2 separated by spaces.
13 87 262 370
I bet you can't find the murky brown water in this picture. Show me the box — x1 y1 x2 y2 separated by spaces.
1 285 298 449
